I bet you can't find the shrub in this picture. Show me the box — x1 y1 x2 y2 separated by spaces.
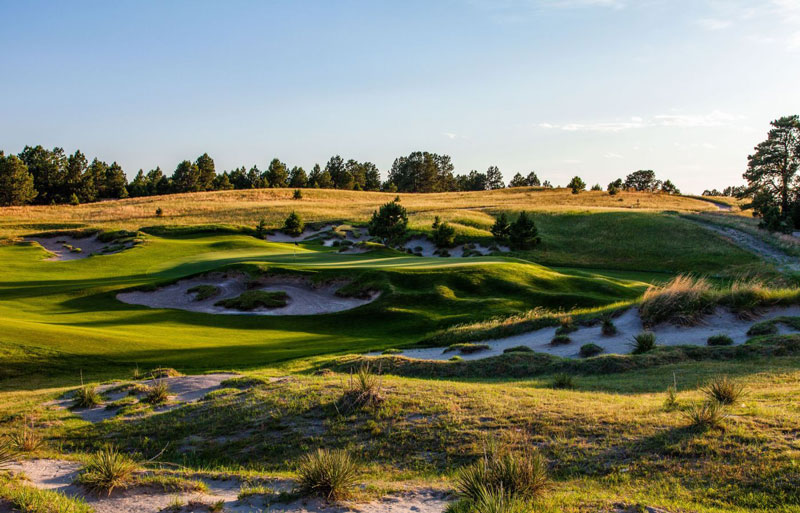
684 401 727 431
630 331 656 354
338 363 383 412
491 213 511 243
77 447 138 494
503 346 533 354
215 290 289 311
155 207 163 217
639 275 714 326
747 321 778 336
555 321 577 335
282 211 304 236
293 189 303 200
664 385 679 410
255 218 268 238
568 176 586 194
454 445 548 506
73 385 102 409
702 376 745 405
601 318 617 336
144 367 182 379
551 373 574 389
296 448 359 501
550 334 571 345
142 380 169 405
368 200 408 245
579 343 603 358
433 221 456 248
707 334 734 346
508 212 541 250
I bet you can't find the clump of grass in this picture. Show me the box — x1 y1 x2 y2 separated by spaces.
702 375 745 405
503 346 533 354
338 363 383 413
144 367 182 379
296 448 359 501
9 417 43 452
0 478 93 513
445 343 491 354
601 317 617 336
142 380 169 405
664 385 679 410
639 275 714 326
449 355 463 361
0 439 15 469
186 284 221 301
215 290 289 311
549 334 571 346
747 321 778 336
684 401 728 431
76 447 138 495
137 474 208 492
453 444 548 511
238 484 274 499
551 373 574 390
630 331 656 354
72 384 102 409
555 319 577 335
707 334 734 346
579 343 603 358
381 348 402 355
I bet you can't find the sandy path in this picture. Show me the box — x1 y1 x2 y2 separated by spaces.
117 274 379 316
27 235 134 261
6 459 448 513
384 306 800 361
693 221 800 271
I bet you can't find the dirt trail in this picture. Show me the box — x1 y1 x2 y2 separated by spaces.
5 459 449 513
694 221 800 271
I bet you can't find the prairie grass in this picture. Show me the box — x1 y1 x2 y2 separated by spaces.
601 318 617 336
338 363 383 413
702 375 745 405
0 439 13 469
76 446 138 494
684 401 728 431
639 275 713 326
296 448 359 501
72 385 102 409
142 380 169 405
9 417 43 452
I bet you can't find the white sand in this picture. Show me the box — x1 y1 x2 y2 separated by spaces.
27 235 134 261
6 458 449 513
267 225 334 243
117 273 379 316
402 236 508 258
383 306 800 361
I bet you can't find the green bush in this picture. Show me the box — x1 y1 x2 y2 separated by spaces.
550 334 571 346
186 285 220 301
579 343 603 358
551 373 574 389
77 447 138 494
368 200 408 245
707 334 734 346
503 346 533 354
446 343 491 354
630 331 656 354
601 318 617 336
747 322 778 336
296 448 359 501
283 211 305 236
433 221 456 248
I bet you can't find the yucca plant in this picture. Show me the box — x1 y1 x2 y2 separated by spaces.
9 417 43 452
454 445 548 505
142 380 170 405
73 385 102 409
630 331 656 354
338 363 383 413
663 385 679 411
684 401 728 431
76 446 138 494
702 376 745 405
296 448 359 501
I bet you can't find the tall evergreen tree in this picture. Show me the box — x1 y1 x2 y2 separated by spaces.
288 166 308 188
486 166 505 190
0 152 37 206
172 160 201 193
105 162 128 198
18 145 67 204
195 153 216 191
266 158 289 187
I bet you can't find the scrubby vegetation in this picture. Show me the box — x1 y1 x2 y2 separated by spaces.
707 334 734 346
76 447 138 494
296 448 359 501
186 284 220 301
579 343 603 358
214 290 289 310
630 332 657 354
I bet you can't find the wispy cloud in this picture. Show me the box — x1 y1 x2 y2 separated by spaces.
538 111 744 132
604 152 624 159
698 0 800 50
696 18 733 30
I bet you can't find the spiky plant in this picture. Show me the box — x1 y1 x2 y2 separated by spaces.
76 447 138 495
702 376 745 405
142 379 169 405
296 448 359 501
684 401 728 431
630 331 656 354
73 385 102 409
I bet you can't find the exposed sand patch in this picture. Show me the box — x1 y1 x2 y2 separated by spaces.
117 273 379 316
6 459 449 513
267 225 335 243
402 236 509 258
384 306 800 361
693 221 800 271
50 373 239 423
26 235 136 261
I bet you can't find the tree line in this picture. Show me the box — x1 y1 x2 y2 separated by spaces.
0 145 682 207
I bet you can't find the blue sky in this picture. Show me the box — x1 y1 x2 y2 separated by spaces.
1 0 798 193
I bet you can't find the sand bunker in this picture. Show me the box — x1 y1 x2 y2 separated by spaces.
49 373 239 423
402 236 509 258
4 458 448 513
27 234 137 261
117 273 379 316
385 306 800 361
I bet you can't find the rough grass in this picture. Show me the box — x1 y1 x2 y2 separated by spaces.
296 448 359 501
683 401 728 431
186 284 220 301
142 380 169 405
702 375 745 405
707 334 734 346
72 385 102 409
0 475 93 513
579 343 603 358
214 290 289 310
76 447 138 494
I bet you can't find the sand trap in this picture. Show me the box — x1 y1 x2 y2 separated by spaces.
117 273 379 316
267 225 335 243
383 306 800 361
402 236 509 258
5 458 449 513
26 235 136 261
50 373 239 423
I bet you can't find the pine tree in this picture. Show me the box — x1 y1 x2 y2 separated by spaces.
0 152 37 206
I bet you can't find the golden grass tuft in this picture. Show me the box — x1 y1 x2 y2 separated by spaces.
639 275 714 326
